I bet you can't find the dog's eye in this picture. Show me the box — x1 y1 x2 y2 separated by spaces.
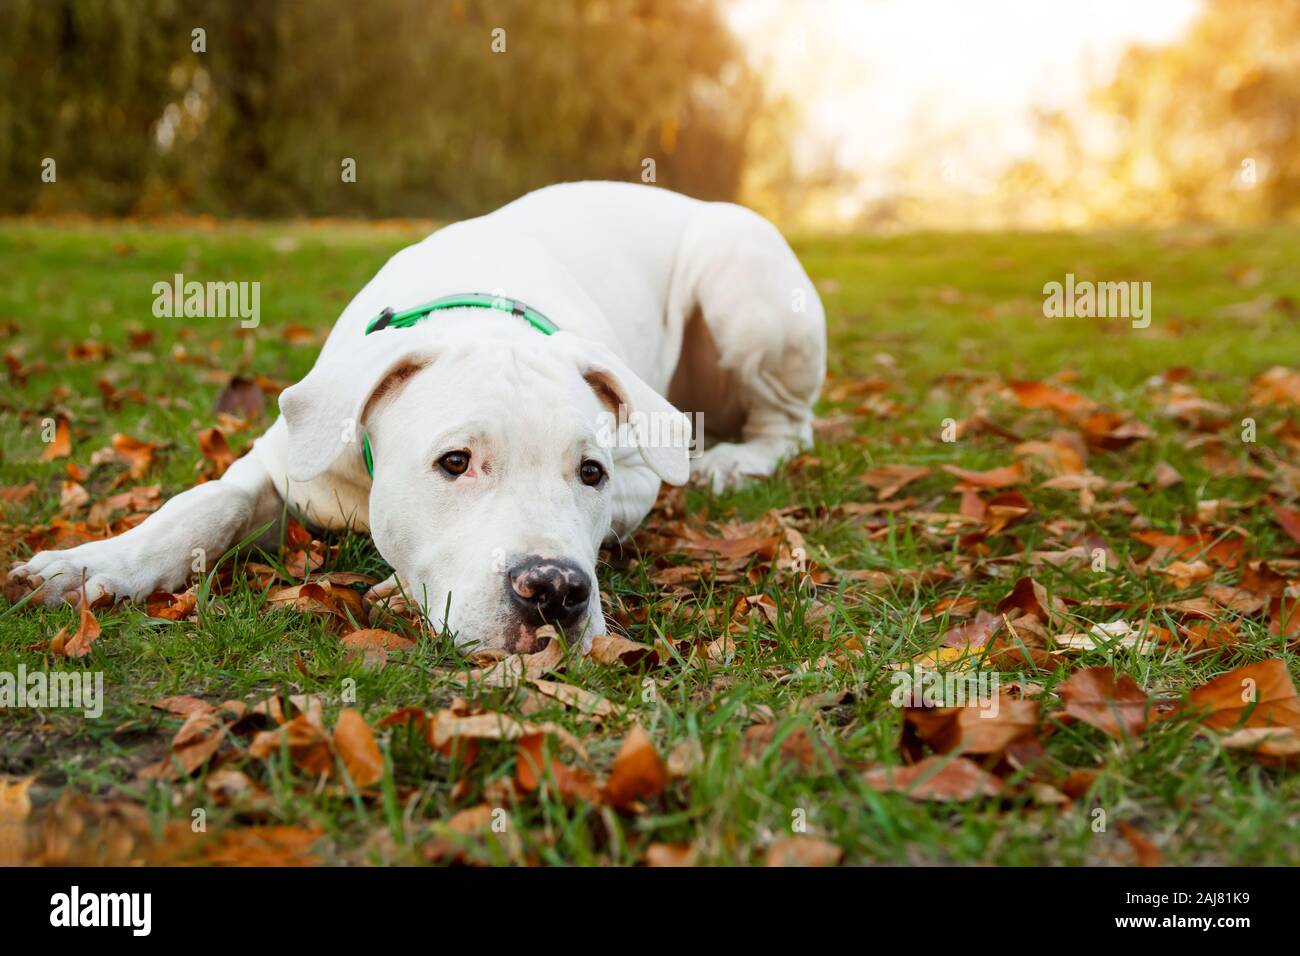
579 459 606 486
437 450 471 477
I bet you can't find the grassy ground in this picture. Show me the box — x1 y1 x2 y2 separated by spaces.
1 219 1299 865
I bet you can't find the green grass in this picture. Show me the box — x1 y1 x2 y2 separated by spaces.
2 219 1299 865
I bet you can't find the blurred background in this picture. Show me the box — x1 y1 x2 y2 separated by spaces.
2 0 1299 231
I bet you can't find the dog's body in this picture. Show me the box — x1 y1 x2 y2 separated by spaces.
11 182 826 653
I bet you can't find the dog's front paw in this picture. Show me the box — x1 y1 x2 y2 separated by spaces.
8 540 180 608
690 442 779 494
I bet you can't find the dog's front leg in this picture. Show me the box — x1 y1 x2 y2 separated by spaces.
8 449 282 608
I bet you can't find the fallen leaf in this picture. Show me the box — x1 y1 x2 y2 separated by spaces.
858 464 929 500
333 708 384 788
200 826 322 866
1185 658 1300 731
1269 501 1300 546
1118 821 1162 867
904 697 1040 757
766 836 842 867
49 604 101 658
862 756 1002 801
602 724 667 810
1057 667 1151 739
644 842 696 867
39 416 71 460
514 733 601 803
213 376 266 418
530 679 620 719
249 713 333 776
1153 460 1183 489
146 589 197 621
197 427 235 478
1008 379 1095 416
589 634 657 668
111 433 157 480
942 462 1025 489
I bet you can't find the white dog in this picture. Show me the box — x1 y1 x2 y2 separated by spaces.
10 182 826 654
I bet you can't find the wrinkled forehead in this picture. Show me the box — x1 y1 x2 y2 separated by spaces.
385 342 609 449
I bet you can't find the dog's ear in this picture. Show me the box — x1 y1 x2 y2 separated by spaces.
278 334 435 483
555 332 693 486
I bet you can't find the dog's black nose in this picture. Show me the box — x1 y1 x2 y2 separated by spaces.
507 557 592 630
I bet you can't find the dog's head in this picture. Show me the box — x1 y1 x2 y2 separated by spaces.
278 319 690 654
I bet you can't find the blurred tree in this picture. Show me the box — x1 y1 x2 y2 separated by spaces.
0 0 773 217
1000 0 1300 227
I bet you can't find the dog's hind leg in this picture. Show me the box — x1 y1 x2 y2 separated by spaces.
8 444 283 608
668 202 826 493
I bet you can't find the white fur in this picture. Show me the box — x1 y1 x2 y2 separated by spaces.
10 182 826 653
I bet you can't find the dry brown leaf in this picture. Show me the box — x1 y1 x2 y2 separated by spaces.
39 416 71 461
514 733 602 803
862 756 1002 801
111 433 157 480
1185 658 1300 731
1057 667 1151 739
858 464 929 500
529 678 620 719
589 634 657 668
942 461 1025 489
1270 501 1300 546
213 376 266 418
457 629 565 688
333 708 384 788
150 695 212 717
199 826 322 866
49 604 101 659
146 588 197 621
766 836 843 867
197 427 235 478
249 713 333 776
644 842 696 867
904 697 1040 756
602 724 667 810
1007 379 1096 416
1118 821 1163 867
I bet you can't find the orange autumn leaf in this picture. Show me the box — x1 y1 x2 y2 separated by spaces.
339 628 415 653
1132 529 1246 569
1057 667 1151 739
1007 379 1096 416
197 427 235 478
111 433 158 479
1185 658 1300 731
146 589 197 621
589 634 658 669
602 724 668 809
49 604 101 659
1269 501 1300 546
858 463 930 500
1118 821 1163 867
862 756 1002 801
249 713 333 776
515 733 602 803
40 416 71 461
333 708 384 788
199 826 322 866
904 697 1040 756
941 461 1025 489
644 842 696 867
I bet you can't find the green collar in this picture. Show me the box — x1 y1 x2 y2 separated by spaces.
365 292 558 336
360 293 557 478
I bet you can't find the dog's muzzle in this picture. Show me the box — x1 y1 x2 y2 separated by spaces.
507 556 592 633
